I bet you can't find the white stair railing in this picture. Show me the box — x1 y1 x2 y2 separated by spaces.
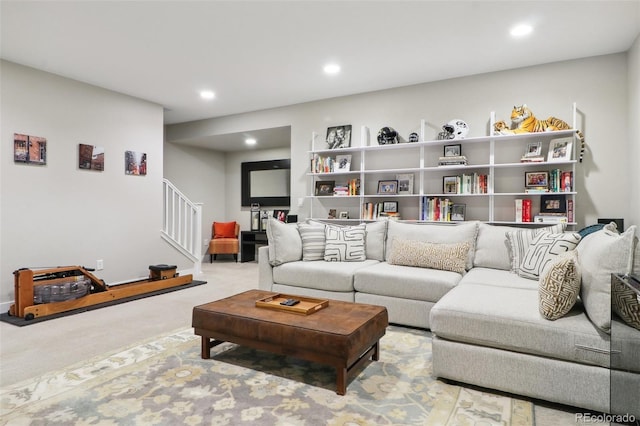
161 179 203 275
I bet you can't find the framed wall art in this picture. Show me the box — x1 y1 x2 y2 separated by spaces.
326 125 352 149
79 144 104 171
14 133 47 165
125 151 147 175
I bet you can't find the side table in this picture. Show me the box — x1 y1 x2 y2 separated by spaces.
241 231 268 263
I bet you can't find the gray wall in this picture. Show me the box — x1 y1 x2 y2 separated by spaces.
0 61 191 307
167 53 636 230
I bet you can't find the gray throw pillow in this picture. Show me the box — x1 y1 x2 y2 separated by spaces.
297 222 325 261
266 217 302 266
577 224 636 333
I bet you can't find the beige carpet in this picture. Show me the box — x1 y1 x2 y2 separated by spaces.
0 260 581 425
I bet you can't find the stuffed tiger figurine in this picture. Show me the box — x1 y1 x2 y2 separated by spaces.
494 105 585 162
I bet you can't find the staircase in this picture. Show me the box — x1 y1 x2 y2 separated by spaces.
161 179 203 275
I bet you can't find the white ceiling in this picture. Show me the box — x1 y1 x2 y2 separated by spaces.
2 0 639 151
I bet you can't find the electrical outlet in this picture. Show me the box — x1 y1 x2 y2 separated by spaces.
96 259 104 270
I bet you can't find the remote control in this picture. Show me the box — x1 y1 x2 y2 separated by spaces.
280 298 300 306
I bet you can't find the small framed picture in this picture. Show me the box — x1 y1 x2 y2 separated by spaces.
524 141 542 157
443 176 458 194
451 204 466 221
382 201 398 213
273 210 289 222
396 173 414 195
328 209 337 219
548 137 572 162
315 180 335 196
335 154 352 172
326 125 352 149
540 194 567 214
444 144 461 157
377 180 398 194
524 171 549 188
338 211 349 219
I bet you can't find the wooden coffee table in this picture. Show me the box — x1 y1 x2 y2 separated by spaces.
192 289 388 395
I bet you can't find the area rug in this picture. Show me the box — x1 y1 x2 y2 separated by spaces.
0 326 533 425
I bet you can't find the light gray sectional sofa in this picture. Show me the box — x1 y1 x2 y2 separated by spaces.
258 218 640 416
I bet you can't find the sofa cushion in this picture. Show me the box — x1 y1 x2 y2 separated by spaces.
272 259 379 292
324 224 366 261
612 275 640 330
518 232 581 279
385 220 478 270
388 239 470 274
364 220 387 261
473 223 517 270
611 317 640 373
577 224 636 333
430 283 610 368
458 267 538 290
266 217 302 266
297 222 325 261
538 250 581 320
354 262 462 302
505 224 566 273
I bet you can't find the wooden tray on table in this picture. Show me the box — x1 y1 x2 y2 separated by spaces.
255 293 329 315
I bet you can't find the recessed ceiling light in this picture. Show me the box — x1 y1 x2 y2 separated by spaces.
323 63 341 75
200 90 215 100
245 138 257 146
510 24 533 37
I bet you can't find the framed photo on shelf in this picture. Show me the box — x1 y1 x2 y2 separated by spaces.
273 210 288 222
315 180 335 196
328 209 337 219
377 180 398 194
524 141 542 157
335 154 352 172
326 125 352 149
540 194 567 214
444 144 461 157
547 137 572 162
396 173 414 194
524 171 549 189
382 201 398 213
451 204 466 221
443 176 458 194
338 211 349 219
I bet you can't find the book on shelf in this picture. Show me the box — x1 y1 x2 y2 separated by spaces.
438 155 467 166
515 199 523 223
522 199 532 222
534 215 568 223
419 197 453 222
444 173 488 195
520 156 545 163
525 187 549 193
567 199 574 223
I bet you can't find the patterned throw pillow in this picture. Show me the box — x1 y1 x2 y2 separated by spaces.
324 224 366 262
387 238 471 274
612 277 640 330
539 251 581 320
518 232 581 279
297 223 326 261
505 224 565 273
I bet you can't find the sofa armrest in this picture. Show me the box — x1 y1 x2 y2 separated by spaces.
258 246 274 291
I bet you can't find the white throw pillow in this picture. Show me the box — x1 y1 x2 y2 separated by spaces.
388 238 470 274
297 222 326 261
266 217 302 266
518 232 581 279
538 250 581 320
505 224 566 273
324 224 366 262
577 224 636 333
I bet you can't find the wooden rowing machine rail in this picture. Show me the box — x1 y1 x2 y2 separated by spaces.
9 265 193 321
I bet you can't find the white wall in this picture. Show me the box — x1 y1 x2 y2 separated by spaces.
629 34 640 228
0 61 191 306
166 53 631 230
